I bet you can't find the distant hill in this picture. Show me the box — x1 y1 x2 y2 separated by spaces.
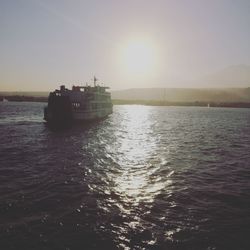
0 91 49 97
111 65 250 101
111 88 250 103
1 88 250 103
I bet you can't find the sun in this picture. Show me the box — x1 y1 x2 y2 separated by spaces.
120 39 156 75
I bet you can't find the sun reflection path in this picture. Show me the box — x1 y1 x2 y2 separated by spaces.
82 105 176 248
112 106 173 209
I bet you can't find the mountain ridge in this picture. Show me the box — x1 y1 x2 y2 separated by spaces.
111 87 250 102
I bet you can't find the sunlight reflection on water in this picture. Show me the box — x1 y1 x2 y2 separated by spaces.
112 106 174 210
1 103 250 250
79 106 180 247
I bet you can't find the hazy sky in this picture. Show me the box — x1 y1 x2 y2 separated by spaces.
0 0 250 91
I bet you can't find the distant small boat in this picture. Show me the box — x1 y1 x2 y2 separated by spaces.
207 103 210 108
2 97 8 102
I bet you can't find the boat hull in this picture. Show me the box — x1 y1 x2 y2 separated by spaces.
44 106 112 123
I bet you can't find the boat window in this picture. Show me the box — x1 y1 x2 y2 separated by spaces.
72 102 81 108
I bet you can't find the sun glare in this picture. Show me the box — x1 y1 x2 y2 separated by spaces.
120 39 156 75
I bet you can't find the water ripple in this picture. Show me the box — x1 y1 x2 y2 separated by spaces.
0 103 250 249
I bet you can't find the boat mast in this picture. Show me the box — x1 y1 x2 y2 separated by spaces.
94 76 98 87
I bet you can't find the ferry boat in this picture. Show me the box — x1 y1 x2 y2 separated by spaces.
44 77 113 123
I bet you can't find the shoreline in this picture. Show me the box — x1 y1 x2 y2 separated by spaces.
1 95 250 108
